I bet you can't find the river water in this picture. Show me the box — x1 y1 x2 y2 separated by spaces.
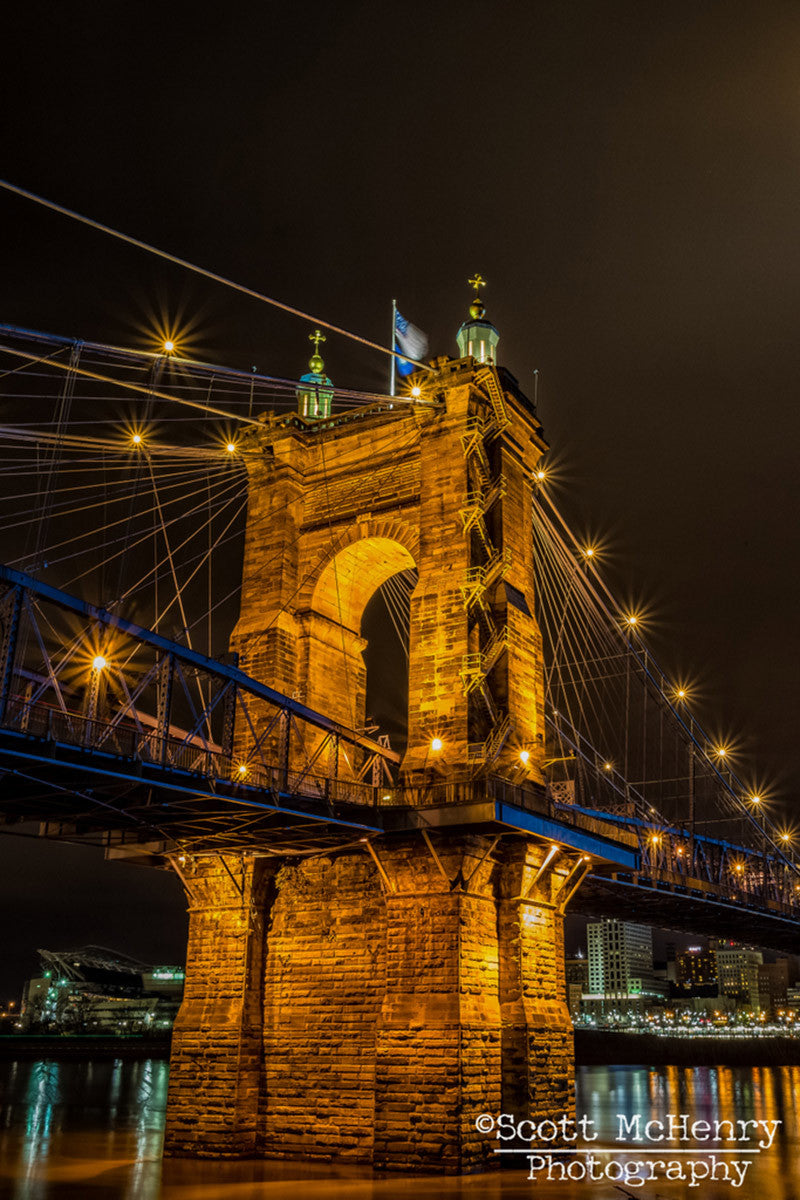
0 1059 798 1198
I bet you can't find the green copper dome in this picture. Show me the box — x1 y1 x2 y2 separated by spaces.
296 329 334 419
457 275 499 363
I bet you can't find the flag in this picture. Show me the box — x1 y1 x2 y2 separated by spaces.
394 309 428 377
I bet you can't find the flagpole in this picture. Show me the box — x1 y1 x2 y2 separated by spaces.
390 298 397 397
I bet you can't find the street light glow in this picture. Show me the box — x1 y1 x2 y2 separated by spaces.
163 340 175 353
431 737 443 752
519 749 530 764
91 655 107 672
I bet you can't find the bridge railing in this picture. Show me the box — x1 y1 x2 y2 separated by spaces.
2 698 381 810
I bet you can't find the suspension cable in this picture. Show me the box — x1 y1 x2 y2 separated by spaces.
0 180 432 373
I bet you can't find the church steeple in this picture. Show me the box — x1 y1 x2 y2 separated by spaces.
456 274 500 364
296 328 334 419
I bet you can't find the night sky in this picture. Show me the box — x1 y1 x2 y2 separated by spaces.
3 2 800 995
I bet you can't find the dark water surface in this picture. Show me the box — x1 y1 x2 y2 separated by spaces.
1 1058 799 1198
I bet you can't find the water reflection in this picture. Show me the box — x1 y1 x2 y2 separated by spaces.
0 1058 168 1200
0 1059 799 1197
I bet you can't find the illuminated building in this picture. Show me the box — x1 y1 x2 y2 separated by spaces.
565 953 589 1016
20 946 184 1034
585 919 665 1009
757 959 799 1016
676 946 718 992
713 940 763 1008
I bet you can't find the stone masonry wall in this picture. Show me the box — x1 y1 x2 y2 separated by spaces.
164 855 270 1156
402 384 472 774
259 853 385 1161
165 836 577 1172
498 842 575 1125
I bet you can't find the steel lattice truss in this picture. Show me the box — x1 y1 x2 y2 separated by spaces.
0 564 397 857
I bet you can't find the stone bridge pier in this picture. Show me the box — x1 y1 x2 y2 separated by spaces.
164 834 575 1172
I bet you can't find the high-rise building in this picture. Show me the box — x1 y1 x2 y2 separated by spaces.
565 953 589 1016
676 946 718 992
665 941 678 985
713 941 763 1009
586 919 664 1007
757 959 800 1016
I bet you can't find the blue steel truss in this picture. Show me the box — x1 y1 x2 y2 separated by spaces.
2 562 800 950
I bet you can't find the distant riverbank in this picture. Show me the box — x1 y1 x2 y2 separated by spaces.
0 1034 171 1059
575 1026 800 1065
5 1030 798 1068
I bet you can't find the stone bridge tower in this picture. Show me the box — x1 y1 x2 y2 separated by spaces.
228 291 548 789
164 292 580 1173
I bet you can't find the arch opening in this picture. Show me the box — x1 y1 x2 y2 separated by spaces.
362 568 418 755
304 535 417 741
312 537 416 633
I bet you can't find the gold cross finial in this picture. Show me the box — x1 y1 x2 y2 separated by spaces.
309 329 326 352
467 275 487 320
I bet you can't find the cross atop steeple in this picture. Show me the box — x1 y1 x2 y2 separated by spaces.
467 274 487 321
308 328 327 375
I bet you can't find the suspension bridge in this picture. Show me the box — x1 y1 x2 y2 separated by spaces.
0 323 795 930
0 310 795 1170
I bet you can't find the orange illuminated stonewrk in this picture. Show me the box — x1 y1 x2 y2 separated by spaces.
165 353 573 1171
